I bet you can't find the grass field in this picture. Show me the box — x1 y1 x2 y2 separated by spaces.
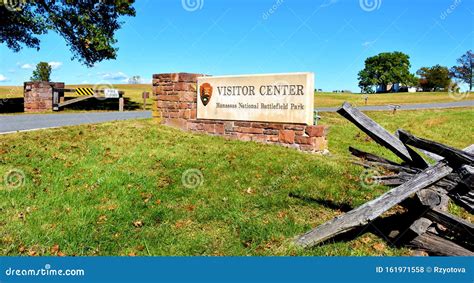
0 108 472 256
314 91 471 107
1 85 471 112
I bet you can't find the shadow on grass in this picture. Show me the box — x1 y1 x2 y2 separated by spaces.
0 98 24 113
289 192 353 212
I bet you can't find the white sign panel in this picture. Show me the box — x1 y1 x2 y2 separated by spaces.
104 89 120 98
197 73 314 125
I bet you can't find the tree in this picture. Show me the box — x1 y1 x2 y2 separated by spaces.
416 65 451 92
358 52 417 93
128 75 142 84
450 50 473 91
0 1 135 67
31 62 52 82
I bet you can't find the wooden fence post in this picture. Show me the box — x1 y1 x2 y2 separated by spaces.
142 92 149 110
119 97 124 112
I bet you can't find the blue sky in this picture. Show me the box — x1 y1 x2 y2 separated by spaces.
0 0 473 91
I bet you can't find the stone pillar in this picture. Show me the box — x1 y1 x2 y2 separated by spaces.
152 73 203 128
23 82 64 113
152 73 329 153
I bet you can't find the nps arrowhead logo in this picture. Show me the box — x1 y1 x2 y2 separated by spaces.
199 83 213 106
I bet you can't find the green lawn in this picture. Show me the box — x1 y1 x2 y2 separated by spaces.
1 108 472 256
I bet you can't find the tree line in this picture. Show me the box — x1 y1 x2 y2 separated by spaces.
358 50 473 93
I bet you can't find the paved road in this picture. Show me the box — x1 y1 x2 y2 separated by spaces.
315 100 474 112
0 100 472 134
0 111 151 134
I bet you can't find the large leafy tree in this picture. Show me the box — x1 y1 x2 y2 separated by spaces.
450 50 473 91
0 0 135 67
31 62 52 82
416 65 451 92
358 52 417 93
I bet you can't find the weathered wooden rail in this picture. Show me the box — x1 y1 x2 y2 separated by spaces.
295 102 473 256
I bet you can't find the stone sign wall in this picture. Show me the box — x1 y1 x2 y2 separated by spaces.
152 73 328 153
24 81 64 113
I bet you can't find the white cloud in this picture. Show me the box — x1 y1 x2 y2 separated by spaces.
0 74 9 82
362 40 376 47
20 63 34 69
48 61 63 70
101 72 129 81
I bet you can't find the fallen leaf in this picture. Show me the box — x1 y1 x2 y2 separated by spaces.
185 205 196 212
51 244 60 255
277 211 287 219
18 245 26 253
361 236 372 244
133 220 143 228
97 215 108 224
175 219 192 229
140 192 152 204
107 205 117 211
372 243 386 252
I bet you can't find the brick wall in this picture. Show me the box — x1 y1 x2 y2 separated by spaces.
152 73 328 153
24 81 64 113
